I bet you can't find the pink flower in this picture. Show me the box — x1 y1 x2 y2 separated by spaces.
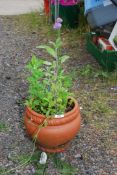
53 17 63 30
53 22 62 30
56 17 63 23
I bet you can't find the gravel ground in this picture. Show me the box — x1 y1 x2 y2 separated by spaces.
0 16 117 175
0 0 43 15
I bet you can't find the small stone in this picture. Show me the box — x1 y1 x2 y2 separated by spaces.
59 153 66 161
75 153 83 160
80 106 83 110
39 152 47 164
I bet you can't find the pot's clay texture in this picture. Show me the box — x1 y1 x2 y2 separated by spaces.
24 98 81 153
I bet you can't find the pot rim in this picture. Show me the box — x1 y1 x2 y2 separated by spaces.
25 97 80 125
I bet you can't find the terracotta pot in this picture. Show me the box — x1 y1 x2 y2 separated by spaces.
24 97 81 153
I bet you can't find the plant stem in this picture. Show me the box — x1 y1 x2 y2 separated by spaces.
54 29 61 114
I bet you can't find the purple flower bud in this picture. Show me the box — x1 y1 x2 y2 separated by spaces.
56 17 63 23
53 22 62 30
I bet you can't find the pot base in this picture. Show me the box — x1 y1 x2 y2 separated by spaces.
38 143 69 153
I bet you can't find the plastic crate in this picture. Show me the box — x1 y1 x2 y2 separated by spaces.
86 33 117 72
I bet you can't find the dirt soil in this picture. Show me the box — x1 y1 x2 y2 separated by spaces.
0 16 117 175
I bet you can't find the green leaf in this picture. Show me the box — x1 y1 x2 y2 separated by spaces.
43 97 49 102
37 45 57 58
60 55 70 63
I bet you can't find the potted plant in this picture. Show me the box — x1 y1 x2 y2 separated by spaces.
24 18 81 153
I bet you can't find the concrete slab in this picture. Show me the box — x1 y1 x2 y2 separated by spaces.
0 0 44 15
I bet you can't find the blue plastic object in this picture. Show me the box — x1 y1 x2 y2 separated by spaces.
84 0 117 28
85 0 104 14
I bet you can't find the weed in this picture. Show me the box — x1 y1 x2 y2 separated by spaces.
79 64 94 77
0 122 8 132
0 168 11 175
10 151 39 163
94 70 109 79
77 5 90 37
13 12 55 37
76 64 111 79
53 154 78 175
8 152 78 175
